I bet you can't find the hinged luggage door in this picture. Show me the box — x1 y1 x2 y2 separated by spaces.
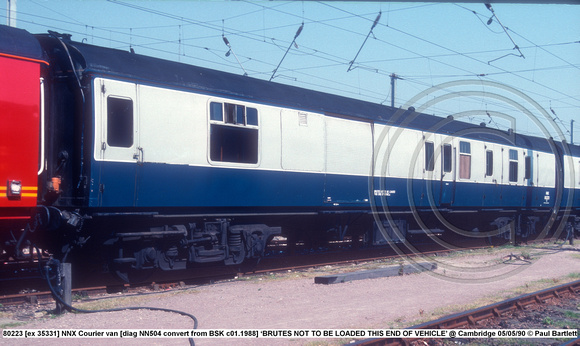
94 78 139 207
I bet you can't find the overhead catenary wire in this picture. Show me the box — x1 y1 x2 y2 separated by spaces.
549 101 571 135
18 9 580 140
322 3 579 135
15 1 578 95
454 3 578 74
269 22 304 81
507 28 580 73
4 0 576 138
347 11 381 72
9 9 388 101
454 3 503 35
484 3 525 64
222 34 248 76
9 1 578 137
14 2 568 95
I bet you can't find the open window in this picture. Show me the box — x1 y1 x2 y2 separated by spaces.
209 101 259 164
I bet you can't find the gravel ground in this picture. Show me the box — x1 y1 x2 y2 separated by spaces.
1 242 579 346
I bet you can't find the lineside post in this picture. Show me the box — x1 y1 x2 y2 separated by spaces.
55 262 72 314
390 73 397 108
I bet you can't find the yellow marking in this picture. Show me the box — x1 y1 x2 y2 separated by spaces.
0 195 37 199
0 186 38 191
0 186 37 198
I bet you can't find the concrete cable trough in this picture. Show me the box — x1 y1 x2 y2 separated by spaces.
314 261 437 284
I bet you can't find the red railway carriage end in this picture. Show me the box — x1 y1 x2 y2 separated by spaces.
0 26 47 233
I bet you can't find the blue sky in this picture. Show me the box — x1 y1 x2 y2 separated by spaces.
4 1 580 142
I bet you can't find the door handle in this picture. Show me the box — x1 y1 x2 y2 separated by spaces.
133 147 144 164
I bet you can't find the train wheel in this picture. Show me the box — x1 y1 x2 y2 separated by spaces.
112 261 156 283
239 257 260 274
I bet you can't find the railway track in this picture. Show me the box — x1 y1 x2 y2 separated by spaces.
0 237 568 307
0 240 492 307
0 240 577 346
0 275 231 308
353 279 580 346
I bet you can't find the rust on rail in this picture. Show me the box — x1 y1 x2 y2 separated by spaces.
353 279 580 346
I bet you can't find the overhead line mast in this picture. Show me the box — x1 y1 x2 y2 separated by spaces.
390 73 401 108
6 0 16 27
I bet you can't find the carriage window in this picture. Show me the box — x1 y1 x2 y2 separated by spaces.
235 105 245 124
246 108 258 126
210 125 258 163
222 103 239 124
425 142 435 172
485 150 493 176
210 102 223 121
107 96 133 148
525 155 531 180
459 141 471 179
442 144 452 173
509 149 518 182
209 102 259 164
459 141 470 154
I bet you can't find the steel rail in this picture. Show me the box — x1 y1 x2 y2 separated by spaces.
0 239 564 307
353 279 580 346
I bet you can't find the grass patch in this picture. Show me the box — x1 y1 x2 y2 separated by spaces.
542 316 554 326
240 271 301 283
0 311 13 319
391 272 580 330
520 250 532 260
237 257 409 284
70 288 198 311
553 319 580 329
0 321 26 329
503 276 579 298
244 241 575 284
427 302 481 321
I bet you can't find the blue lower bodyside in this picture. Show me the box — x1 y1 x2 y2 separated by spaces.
89 161 577 212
